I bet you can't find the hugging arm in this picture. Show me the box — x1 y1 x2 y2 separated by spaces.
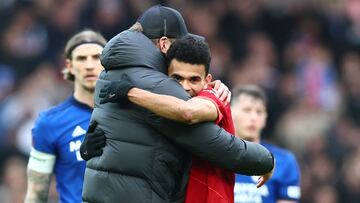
91 75 274 175
147 78 274 175
99 74 219 124
149 116 274 175
128 88 218 124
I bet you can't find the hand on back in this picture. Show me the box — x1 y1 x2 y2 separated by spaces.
99 74 135 106
207 80 231 105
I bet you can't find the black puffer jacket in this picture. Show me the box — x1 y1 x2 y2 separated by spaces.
82 30 274 203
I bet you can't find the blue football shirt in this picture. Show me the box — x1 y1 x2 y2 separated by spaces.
234 141 301 203
32 96 92 203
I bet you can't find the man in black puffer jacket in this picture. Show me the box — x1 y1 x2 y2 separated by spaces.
82 5 274 203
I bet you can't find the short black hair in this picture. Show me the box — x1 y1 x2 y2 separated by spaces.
166 35 211 75
231 85 268 106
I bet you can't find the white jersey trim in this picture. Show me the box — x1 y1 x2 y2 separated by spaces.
287 185 301 199
27 147 56 174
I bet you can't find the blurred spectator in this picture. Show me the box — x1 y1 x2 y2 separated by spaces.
313 184 339 203
207 40 232 81
0 63 68 153
333 0 360 56
338 148 360 203
294 45 340 112
0 151 27 203
275 42 341 154
1 6 48 79
0 65 15 101
340 52 360 125
92 0 135 39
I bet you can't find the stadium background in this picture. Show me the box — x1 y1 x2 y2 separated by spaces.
0 0 359 202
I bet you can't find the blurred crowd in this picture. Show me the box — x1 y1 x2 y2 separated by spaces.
0 0 359 202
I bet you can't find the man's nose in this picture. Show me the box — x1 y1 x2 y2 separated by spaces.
250 111 258 121
85 58 97 69
181 80 191 91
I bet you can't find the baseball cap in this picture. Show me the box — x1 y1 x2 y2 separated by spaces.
137 5 192 39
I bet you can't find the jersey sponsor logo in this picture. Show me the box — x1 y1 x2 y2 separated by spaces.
234 182 269 203
72 125 86 137
69 140 83 161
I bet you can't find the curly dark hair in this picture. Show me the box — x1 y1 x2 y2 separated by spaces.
166 35 211 74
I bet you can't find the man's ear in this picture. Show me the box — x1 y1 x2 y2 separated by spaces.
158 36 171 54
65 59 73 74
205 74 212 83
262 110 268 129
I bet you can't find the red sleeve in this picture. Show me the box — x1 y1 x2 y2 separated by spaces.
196 87 224 124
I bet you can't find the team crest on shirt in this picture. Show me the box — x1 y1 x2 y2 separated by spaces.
69 125 86 161
72 125 86 137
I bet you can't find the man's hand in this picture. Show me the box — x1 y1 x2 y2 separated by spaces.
207 80 231 105
80 121 106 161
99 74 135 105
256 156 275 188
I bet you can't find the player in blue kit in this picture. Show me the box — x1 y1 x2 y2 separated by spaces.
24 30 107 203
231 85 301 203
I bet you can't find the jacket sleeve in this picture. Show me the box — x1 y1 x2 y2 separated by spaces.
146 78 274 175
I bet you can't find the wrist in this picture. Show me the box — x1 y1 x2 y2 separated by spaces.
127 87 140 100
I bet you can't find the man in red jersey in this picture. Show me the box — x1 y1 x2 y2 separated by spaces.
99 36 273 203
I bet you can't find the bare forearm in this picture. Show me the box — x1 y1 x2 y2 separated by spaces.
25 169 51 203
128 88 190 122
128 88 217 124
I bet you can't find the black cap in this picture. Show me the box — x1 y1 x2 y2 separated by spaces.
137 5 191 39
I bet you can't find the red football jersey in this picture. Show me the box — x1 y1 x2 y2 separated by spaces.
184 87 236 203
